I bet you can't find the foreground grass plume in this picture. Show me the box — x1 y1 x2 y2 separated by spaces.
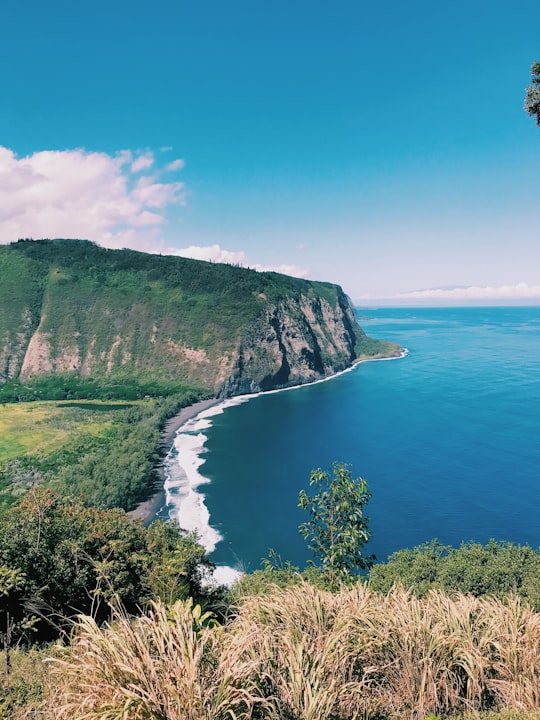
32 583 540 719
47 599 266 720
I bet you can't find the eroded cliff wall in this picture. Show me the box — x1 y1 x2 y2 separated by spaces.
0 239 400 397
220 293 361 395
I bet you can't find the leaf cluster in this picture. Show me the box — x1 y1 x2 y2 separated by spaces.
0 490 212 644
525 60 540 126
298 463 375 587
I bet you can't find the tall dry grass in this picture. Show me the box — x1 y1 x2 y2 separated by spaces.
42 583 540 719
483 594 540 710
353 588 494 716
226 581 376 720
47 599 266 720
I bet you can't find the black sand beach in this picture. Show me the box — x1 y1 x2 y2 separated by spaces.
129 397 221 524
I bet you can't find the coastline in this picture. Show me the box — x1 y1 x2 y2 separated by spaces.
130 347 407 526
160 397 223 449
128 397 221 524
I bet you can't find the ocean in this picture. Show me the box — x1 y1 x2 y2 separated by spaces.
162 306 540 577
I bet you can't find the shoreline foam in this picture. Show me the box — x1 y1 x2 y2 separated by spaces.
131 351 407 525
128 397 222 524
162 396 252 551
151 349 408 582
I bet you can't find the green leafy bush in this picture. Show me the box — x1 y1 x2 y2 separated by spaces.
370 539 540 608
0 490 212 644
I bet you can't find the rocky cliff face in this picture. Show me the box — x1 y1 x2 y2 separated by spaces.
0 240 400 397
6 290 371 397
219 292 361 396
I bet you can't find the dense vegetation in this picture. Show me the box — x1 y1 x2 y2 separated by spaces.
370 538 540 608
0 491 214 645
0 389 205 510
3 472 540 717
8 237 327 304
0 373 198 403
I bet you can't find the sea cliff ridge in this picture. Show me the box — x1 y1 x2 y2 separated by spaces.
0 238 401 397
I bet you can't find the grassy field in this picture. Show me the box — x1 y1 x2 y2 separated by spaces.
0 390 202 510
0 399 142 507
0 400 136 464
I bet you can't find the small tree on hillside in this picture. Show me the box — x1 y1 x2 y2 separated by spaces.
525 61 540 126
298 463 375 587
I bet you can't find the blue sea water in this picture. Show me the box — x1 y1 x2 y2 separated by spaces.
166 306 540 573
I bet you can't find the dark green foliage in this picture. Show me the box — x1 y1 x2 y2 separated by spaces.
369 538 540 608
0 390 205 511
228 555 337 601
6 238 333 325
47 408 158 510
0 490 211 644
298 463 375 587
9 238 319 303
525 61 540 126
49 391 204 509
0 374 200 403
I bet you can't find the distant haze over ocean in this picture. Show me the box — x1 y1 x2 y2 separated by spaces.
164 306 540 573
356 284 540 307
357 299 540 307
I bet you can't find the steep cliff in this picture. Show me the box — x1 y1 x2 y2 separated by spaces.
0 239 401 398
220 292 379 396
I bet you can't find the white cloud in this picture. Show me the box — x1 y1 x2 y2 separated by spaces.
395 283 540 302
132 175 185 209
252 262 310 278
168 243 310 278
130 152 154 173
0 145 185 248
167 243 247 265
0 145 310 279
166 159 185 172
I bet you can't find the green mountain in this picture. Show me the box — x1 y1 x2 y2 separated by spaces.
0 239 400 398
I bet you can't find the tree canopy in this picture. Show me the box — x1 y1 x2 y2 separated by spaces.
298 463 374 587
525 61 540 126
0 490 212 643
369 538 540 608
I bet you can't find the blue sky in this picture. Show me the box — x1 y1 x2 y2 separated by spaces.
1 0 539 303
